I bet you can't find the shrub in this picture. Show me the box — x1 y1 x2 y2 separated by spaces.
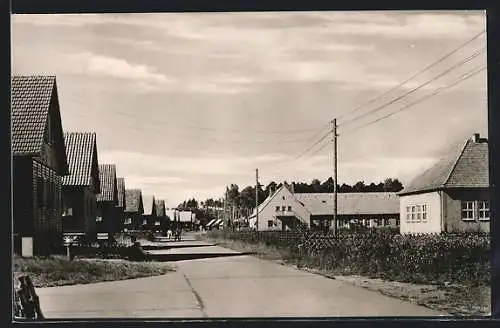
206 229 490 286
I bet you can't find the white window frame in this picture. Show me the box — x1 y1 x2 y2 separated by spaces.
406 204 428 223
96 216 102 222
461 201 476 221
478 201 490 221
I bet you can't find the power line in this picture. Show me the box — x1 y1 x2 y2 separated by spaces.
340 64 486 136
339 47 485 127
293 130 331 160
65 104 320 145
337 29 485 121
64 98 321 136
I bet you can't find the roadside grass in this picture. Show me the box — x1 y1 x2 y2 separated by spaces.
201 235 490 316
13 255 175 288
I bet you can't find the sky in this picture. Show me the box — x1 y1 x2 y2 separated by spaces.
12 11 488 208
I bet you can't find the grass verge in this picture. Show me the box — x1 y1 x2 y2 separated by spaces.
13 255 175 288
201 235 490 317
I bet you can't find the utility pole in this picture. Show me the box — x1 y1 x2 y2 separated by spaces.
256 168 259 230
332 119 338 236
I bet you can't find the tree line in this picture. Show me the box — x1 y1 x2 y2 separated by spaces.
177 178 404 224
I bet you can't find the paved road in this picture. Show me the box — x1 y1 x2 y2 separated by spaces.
36 241 449 319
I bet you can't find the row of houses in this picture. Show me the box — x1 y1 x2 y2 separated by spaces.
247 133 490 234
11 75 194 257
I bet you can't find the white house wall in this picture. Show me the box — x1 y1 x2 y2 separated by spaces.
256 187 311 231
399 192 442 234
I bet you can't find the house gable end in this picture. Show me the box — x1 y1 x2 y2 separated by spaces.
45 80 69 175
91 137 101 193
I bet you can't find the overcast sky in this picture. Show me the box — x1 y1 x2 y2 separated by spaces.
12 11 487 208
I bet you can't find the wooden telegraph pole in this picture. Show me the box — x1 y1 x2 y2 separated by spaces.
332 119 338 236
256 168 259 230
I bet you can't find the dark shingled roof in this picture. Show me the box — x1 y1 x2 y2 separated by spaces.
97 164 117 203
399 134 489 196
62 132 100 188
116 178 126 208
125 189 143 214
155 199 166 217
11 75 69 174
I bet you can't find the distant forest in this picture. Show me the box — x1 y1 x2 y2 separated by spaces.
178 178 404 217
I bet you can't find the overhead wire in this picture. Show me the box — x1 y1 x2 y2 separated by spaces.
338 47 485 128
336 29 486 121
340 64 486 136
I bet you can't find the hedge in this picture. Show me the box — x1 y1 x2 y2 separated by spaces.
207 229 490 286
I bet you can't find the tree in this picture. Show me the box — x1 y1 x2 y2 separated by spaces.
352 181 366 192
383 178 404 192
311 179 322 193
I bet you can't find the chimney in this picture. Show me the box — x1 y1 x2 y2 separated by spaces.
472 133 480 143
291 183 295 194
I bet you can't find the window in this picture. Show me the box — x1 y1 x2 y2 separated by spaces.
125 218 132 224
275 206 280 212
96 216 102 222
462 200 490 221
268 220 273 227
155 221 161 226
143 219 147 225
287 206 292 211
406 204 428 223
281 206 286 211
461 201 475 221
282 196 285 200
479 201 490 220
62 207 73 217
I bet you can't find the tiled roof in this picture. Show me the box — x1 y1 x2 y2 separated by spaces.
11 75 69 175
96 164 117 202
125 189 143 213
11 75 56 155
62 132 98 186
155 199 166 217
116 178 126 208
399 135 489 195
142 195 155 216
294 192 400 215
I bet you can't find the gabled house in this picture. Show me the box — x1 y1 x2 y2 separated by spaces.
124 189 144 231
165 209 178 229
154 199 167 232
96 164 118 238
249 184 400 231
115 178 126 232
61 132 100 243
398 133 489 234
142 195 157 231
12 75 70 256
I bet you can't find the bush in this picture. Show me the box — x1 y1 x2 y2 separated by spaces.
206 230 490 286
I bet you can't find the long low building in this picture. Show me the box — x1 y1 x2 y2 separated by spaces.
249 184 400 231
